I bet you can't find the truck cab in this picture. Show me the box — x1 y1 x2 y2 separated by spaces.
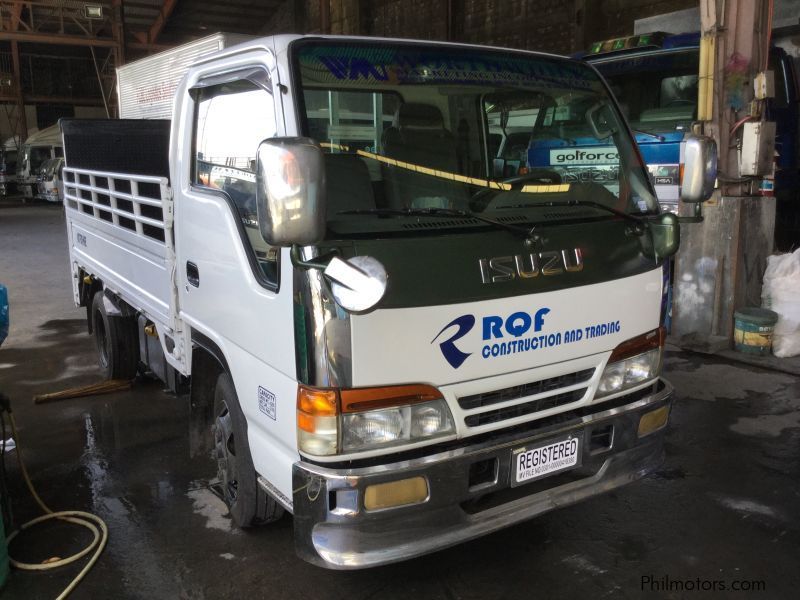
17 125 64 199
36 157 64 203
61 35 715 569
0 135 20 196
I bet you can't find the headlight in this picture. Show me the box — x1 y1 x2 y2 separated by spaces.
597 348 662 397
342 400 454 453
298 384 455 456
596 328 664 398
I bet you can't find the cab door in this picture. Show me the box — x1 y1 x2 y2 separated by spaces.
173 52 301 501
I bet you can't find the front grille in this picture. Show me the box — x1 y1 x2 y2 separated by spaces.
464 388 587 427
458 368 595 429
459 368 594 410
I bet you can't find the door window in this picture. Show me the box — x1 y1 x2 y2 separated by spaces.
193 76 279 286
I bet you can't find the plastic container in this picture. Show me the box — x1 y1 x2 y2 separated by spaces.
733 307 779 355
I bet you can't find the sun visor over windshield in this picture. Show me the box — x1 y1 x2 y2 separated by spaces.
295 41 602 91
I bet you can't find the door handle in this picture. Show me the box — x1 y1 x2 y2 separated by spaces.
186 261 200 287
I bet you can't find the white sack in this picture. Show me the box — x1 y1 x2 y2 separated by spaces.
761 248 800 357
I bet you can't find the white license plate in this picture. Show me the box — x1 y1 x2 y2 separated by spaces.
512 434 582 486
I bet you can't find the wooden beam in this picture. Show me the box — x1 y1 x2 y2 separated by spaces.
112 0 126 65
320 0 329 34
149 0 178 44
7 95 105 106
128 40 172 52
445 0 452 41
130 30 148 44
0 30 118 47
183 5 276 18
124 1 162 11
11 1 23 31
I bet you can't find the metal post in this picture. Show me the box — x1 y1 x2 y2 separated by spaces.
10 41 27 142
672 0 775 347
90 47 110 118
112 0 126 66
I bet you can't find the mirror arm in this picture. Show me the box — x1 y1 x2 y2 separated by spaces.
677 203 704 224
585 101 614 140
290 245 339 271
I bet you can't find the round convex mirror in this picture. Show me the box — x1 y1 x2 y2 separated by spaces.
324 256 388 313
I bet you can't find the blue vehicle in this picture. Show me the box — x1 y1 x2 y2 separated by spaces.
0 283 8 346
489 31 799 249
582 32 799 249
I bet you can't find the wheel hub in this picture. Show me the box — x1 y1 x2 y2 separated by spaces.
94 311 109 369
213 402 238 503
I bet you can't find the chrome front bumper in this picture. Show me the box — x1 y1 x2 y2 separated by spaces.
292 380 672 569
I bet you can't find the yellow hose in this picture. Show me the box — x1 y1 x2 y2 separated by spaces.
5 412 108 600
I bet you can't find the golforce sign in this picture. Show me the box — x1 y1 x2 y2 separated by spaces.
550 147 619 165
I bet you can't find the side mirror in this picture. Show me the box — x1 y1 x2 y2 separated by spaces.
680 135 717 203
647 212 681 259
255 137 325 246
586 101 618 140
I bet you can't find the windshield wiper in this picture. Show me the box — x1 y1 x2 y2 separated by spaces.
338 201 649 243
632 128 665 142
336 207 531 238
499 199 646 233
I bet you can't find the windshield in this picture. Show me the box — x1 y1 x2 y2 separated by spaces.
42 158 62 178
294 41 657 236
30 146 52 171
38 159 52 176
591 49 698 135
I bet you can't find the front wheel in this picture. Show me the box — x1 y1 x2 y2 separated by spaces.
212 372 284 527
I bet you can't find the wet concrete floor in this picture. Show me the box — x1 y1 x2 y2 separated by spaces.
1 202 799 599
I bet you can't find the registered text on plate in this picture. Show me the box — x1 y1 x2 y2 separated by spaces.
514 435 581 484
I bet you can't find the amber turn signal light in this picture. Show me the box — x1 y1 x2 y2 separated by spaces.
608 327 665 363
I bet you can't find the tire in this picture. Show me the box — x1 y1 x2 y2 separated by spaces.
91 291 139 380
212 372 284 527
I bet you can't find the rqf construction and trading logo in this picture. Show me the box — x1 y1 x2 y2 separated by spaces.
431 308 551 369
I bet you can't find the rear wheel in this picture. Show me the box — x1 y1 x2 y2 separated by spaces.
91 291 138 380
212 372 283 527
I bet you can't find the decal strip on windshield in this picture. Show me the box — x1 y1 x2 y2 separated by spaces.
321 142 571 194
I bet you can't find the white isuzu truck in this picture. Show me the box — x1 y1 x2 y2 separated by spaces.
60 34 715 568
18 124 63 199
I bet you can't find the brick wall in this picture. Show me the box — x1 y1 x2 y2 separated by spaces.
366 0 447 40
585 0 698 41
458 0 578 54
328 0 360 34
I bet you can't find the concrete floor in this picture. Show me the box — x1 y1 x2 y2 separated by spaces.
1 202 799 599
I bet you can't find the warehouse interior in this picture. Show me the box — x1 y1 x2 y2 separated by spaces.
0 0 799 598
